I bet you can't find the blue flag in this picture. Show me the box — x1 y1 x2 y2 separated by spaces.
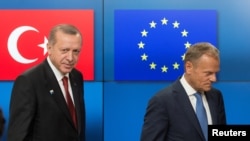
114 10 217 81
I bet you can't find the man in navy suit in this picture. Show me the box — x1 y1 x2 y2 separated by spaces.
140 42 226 141
8 24 85 141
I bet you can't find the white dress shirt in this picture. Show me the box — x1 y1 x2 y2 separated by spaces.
180 75 212 125
47 57 75 105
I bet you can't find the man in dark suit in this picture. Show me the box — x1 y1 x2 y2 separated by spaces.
140 42 226 141
8 24 85 141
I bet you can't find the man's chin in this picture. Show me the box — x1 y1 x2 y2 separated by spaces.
61 68 73 74
204 86 212 91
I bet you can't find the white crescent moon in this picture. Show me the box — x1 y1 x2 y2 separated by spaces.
8 26 39 64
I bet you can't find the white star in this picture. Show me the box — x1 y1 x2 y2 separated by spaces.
181 29 188 37
141 53 148 61
173 62 180 69
184 41 191 48
161 65 168 72
181 54 185 61
138 41 145 49
141 29 148 37
149 21 157 28
173 21 180 28
161 18 168 25
38 36 48 55
149 62 157 69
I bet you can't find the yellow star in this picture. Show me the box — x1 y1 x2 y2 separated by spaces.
181 54 185 61
138 41 145 49
181 29 188 37
184 41 191 48
149 21 157 28
141 29 148 37
141 53 148 61
161 17 168 25
173 21 180 28
173 62 180 69
149 62 157 69
161 65 168 72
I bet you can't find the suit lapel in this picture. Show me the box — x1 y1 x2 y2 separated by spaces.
69 73 82 133
173 80 205 140
43 60 76 129
205 91 218 124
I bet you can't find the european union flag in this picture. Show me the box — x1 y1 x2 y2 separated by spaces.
114 10 217 81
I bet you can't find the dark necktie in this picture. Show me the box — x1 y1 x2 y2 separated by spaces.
194 92 208 141
62 76 77 129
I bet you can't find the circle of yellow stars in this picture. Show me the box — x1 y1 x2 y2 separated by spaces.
137 17 192 73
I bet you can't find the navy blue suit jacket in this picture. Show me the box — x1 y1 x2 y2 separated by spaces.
141 79 226 141
8 59 85 141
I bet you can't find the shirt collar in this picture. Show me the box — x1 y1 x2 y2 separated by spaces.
47 57 69 81
180 74 197 96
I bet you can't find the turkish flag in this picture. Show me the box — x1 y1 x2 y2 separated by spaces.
0 10 94 81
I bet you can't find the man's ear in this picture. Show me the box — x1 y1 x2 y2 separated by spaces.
185 61 193 74
47 43 51 55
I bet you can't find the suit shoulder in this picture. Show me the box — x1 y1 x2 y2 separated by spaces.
208 87 223 96
17 63 44 79
205 87 225 103
151 84 177 102
155 80 181 97
71 68 83 76
13 61 50 85
70 68 84 81
210 87 222 93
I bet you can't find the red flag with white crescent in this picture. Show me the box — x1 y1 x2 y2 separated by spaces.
0 10 94 81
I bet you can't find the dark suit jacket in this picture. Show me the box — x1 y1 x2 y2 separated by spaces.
0 108 5 137
8 60 85 141
140 79 226 141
